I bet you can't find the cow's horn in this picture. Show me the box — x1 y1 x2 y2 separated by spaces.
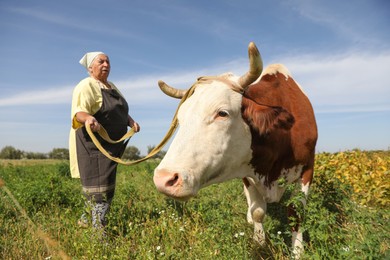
238 42 263 91
158 80 187 99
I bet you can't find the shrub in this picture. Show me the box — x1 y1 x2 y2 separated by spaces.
316 150 389 207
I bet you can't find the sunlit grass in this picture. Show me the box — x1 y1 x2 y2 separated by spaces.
0 151 389 259
0 159 66 166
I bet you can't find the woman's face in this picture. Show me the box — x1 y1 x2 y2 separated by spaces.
89 54 110 82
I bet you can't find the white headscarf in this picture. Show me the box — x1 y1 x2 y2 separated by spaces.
79 51 104 69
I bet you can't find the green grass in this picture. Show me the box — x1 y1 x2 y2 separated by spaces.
0 152 389 259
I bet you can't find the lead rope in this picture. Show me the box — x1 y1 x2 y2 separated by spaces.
86 84 196 165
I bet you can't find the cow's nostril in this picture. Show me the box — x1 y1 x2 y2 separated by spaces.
166 173 179 187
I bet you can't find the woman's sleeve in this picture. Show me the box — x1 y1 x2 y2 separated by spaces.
71 79 98 129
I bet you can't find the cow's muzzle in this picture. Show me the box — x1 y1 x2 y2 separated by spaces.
153 169 195 201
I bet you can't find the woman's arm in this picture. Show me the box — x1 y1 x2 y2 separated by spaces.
76 111 101 132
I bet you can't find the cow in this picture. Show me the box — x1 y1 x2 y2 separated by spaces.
153 42 318 258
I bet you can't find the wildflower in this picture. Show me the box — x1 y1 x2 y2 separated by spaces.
342 246 350 252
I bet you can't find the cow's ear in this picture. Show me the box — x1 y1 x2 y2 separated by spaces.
241 98 295 134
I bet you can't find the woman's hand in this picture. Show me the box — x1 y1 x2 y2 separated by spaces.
85 116 101 132
132 122 140 132
76 112 100 132
128 115 140 132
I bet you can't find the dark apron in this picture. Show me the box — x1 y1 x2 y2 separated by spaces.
76 88 129 203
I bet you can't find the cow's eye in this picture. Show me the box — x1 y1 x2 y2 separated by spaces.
217 110 229 117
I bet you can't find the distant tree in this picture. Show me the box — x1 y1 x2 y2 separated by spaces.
0 146 23 159
147 145 166 159
49 148 69 160
122 146 141 160
25 152 48 159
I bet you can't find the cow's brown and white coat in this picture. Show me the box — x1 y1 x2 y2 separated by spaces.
153 42 318 258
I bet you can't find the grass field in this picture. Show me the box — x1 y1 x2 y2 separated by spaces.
0 150 389 259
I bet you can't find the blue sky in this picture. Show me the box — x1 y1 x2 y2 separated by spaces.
1 0 389 155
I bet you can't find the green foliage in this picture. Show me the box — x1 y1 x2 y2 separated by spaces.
0 146 70 160
0 146 23 159
0 162 81 214
24 151 48 159
316 149 390 207
147 145 166 159
303 167 389 259
48 148 69 160
122 145 141 160
0 150 389 259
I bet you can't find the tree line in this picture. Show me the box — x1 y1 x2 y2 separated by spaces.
0 145 166 160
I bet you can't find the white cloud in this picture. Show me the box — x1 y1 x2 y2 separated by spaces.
288 0 384 45
277 50 390 112
0 86 73 107
5 6 145 41
1 49 389 115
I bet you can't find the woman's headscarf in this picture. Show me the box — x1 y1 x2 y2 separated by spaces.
79 51 104 69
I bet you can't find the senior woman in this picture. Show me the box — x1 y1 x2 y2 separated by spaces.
69 51 140 233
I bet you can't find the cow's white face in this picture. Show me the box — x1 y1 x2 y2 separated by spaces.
153 78 253 201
